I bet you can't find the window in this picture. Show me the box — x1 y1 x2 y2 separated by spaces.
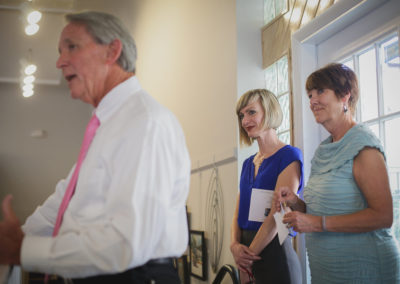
265 55 292 144
263 0 288 26
341 32 400 243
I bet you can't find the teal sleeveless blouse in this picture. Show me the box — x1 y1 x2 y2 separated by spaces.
304 124 400 283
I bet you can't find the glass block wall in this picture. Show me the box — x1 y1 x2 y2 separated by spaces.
265 55 291 144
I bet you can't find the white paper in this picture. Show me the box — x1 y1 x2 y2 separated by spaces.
248 188 274 222
273 204 290 245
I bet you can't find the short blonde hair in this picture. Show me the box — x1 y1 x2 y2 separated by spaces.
236 89 283 146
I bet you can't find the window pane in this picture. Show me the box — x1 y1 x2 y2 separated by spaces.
277 56 288 95
264 0 275 25
393 190 400 246
264 0 288 26
385 117 400 244
380 35 400 115
367 122 379 138
385 117 400 181
342 58 354 71
275 0 287 19
359 48 378 121
278 93 290 132
340 33 400 253
265 63 277 95
278 131 290 144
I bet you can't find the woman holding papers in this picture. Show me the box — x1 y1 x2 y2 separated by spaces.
275 63 400 283
230 89 303 284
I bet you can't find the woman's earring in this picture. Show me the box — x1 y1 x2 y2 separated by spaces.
343 105 348 113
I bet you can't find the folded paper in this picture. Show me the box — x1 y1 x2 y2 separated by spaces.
273 204 290 245
248 188 274 222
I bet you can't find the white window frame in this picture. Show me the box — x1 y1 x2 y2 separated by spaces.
339 31 400 245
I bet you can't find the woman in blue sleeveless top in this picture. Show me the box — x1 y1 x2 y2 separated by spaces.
230 89 303 284
275 63 400 283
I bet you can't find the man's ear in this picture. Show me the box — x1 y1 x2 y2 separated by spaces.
106 39 123 65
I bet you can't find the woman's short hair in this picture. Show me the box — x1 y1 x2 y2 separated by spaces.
305 63 359 114
236 89 283 147
65 11 137 73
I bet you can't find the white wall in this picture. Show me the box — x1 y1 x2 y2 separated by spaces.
236 0 266 175
133 1 268 282
74 0 139 32
0 83 91 222
133 0 238 162
131 1 238 282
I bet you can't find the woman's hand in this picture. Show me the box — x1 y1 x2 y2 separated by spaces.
230 242 261 272
282 211 322 233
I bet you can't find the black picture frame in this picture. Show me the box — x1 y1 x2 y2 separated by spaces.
189 230 207 280
173 255 190 284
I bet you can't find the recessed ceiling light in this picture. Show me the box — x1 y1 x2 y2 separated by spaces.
24 64 37 75
22 84 34 92
27 11 42 24
23 75 35 84
25 23 39 36
23 89 34 98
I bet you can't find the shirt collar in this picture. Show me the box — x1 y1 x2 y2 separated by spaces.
94 76 142 124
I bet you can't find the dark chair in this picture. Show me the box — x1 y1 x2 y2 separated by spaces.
212 264 240 284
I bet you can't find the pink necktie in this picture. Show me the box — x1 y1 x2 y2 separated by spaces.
52 114 100 236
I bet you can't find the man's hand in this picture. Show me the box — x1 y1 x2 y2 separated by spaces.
0 195 24 265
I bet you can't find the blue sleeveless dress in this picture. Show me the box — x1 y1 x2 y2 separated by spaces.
304 124 400 283
238 145 304 284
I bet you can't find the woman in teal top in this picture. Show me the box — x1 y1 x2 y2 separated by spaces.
275 63 400 283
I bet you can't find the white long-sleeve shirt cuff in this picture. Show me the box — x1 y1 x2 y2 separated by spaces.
21 235 53 273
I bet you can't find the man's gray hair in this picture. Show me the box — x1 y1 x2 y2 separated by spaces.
65 11 137 73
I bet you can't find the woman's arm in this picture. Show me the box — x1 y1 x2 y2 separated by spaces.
230 194 260 272
326 147 392 232
249 161 301 254
230 195 242 250
283 147 393 233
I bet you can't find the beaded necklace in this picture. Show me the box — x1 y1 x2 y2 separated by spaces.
253 152 266 177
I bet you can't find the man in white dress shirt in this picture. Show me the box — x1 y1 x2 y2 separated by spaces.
0 11 190 283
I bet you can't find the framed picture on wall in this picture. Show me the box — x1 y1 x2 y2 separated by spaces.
173 255 190 284
189 230 207 280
